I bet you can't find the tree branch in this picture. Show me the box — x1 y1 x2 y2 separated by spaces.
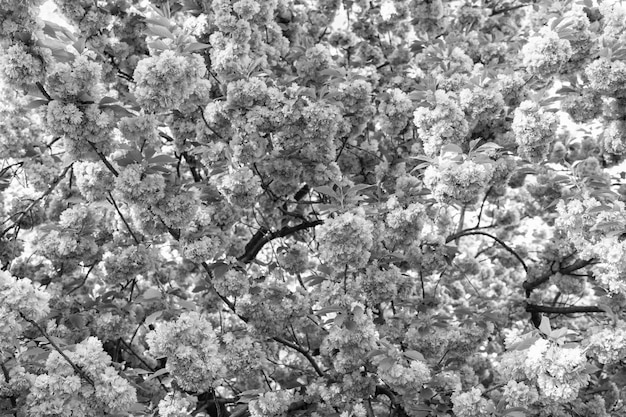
446 230 528 272
238 220 323 263
272 336 326 377
526 303 605 314
522 258 595 297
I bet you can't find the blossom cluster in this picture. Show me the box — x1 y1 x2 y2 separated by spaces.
451 387 495 417
511 100 558 163
521 27 572 78
413 90 469 157
102 244 154 285
73 161 115 201
158 391 198 417
378 88 414 137
498 338 589 402
27 337 137 416
423 159 494 206
320 305 379 373
146 311 226 392
217 166 263 208
585 325 626 364
317 209 374 271
249 390 298 417
133 51 209 113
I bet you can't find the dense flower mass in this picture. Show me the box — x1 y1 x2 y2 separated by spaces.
27 337 137 416
317 209 374 271
414 90 469 157
511 100 558 162
2 0 626 416
521 27 572 78
146 312 225 392
133 51 209 113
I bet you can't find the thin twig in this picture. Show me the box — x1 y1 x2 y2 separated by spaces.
1 163 73 237
198 106 224 140
88 141 119 176
107 191 140 244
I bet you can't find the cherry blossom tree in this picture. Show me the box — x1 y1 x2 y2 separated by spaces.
1 0 626 416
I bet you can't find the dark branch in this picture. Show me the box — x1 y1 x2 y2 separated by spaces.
446 230 528 272
88 141 119 177
491 3 530 15
238 220 323 263
522 258 595 297
526 303 605 314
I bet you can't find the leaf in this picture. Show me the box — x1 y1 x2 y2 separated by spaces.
142 288 162 300
177 299 197 311
539 315 551 336
513 335 540 351
99 96 119 105
25 99 49 109
314 185 339 199
404 350 426 362
377 356 395 371
440 143 463 155
147 40 170 51
148 154 179 165
144 310 164 325
146 367 169 381
183 42 211 53
315 305 344 317
146 24 175 39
